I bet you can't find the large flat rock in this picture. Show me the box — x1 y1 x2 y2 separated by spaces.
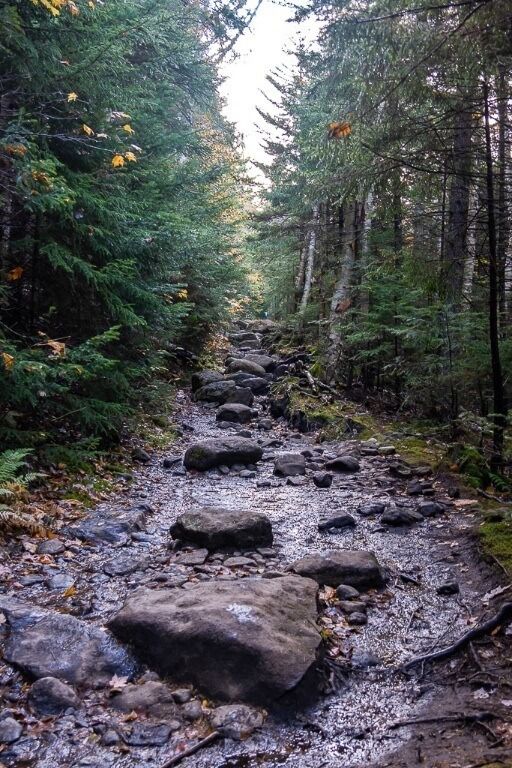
0 597 135 688
109 576 320 703
184 437 263 471
194 380 237 404
290 550 384 589
170 507 273 549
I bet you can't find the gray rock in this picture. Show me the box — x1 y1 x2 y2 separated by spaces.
29 677 79 715
227 359 266 377
191 370 224 392
109 576 320 703
273 453 306 477
182 699 203 720
184 438 263 471
0 717 22 744
337 601 367 614
132 447 151 463
287 476 307 486
195 380 237 404
224 556 255 568
436 581 459 596
103 555 142 577
318 514 356 532
172 688 192 704
162 455 181 469
290 550 384 589
211 704 264 740
0 596 135 688
47 573 74 590
348 612 367 625
170 507 272 550
358 501 386 516
381 506 424 526
417 501 445 517
237 376 269 394
224 387 255 407
37 539 65 556
101 729 121 746
216 403 253 424
325 455 360 473
313 472 333 488
122 722 173 747
110 681 176 718
378 446 396 455
63 505 147 546
335 584 360 600
176 549 208 566
241 355 276 372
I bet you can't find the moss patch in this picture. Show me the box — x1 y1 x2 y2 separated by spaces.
479 517 512 575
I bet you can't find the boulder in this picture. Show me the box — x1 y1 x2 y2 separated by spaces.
227 359 266 377
194 380 237 404
357 501 386 516
110 681 177 718
381 506 424 526
224 386 255 407
273 453 306 477
184 438 263 471
29 677 79 715
290 550 384 589
216 403 253 424
211 704 264 740
240 376 270 394
63 504 148 546
318 514 356 531
325 455 361 473
0 596 135 688
313 472 333 488
191 370 224 392
170 507 273 550
109 576 320 703
242 354 276 372
229 331 260 344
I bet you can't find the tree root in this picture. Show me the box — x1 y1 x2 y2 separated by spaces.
160 731 220 768
403 602 512 669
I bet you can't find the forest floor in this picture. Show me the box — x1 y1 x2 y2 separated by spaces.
0 325 511 768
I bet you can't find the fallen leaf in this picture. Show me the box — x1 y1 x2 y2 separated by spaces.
112 154 125 168
67 92 78 102
62 585 77 598
82 124 94 137
2 352 15 371
7 266 24 281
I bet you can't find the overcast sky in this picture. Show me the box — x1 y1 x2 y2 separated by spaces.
219 0 314 180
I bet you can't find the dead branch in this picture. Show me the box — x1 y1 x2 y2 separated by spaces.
403 602 512 669
160 731 220 768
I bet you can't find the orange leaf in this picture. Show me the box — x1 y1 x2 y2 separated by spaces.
2 352 14 371
63 585 77 598
328 120 352 139
82 124 94 137
7 266 24 281
112 154 125 168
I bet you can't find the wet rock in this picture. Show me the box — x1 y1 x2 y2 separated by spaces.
357 501 386 516
110 681 176 718
195 380 237 404
103 555 143 577
109 575 320 703
176 548 208 566
318 514 356 532
216 403 253 424
258 418 273 431
0 596 135 688
348 612 367 626
29 677 79 715
389 463 413 479
191 370 224 392
230 330 260 344
335 584 360 600
0 717 22 744
313 472 332 488
407 480 433 496
436 581 459 596
290 550 384 589
325 455 360 473
63 505 148 546
211 704 264 740
170 507 272 550
37 539 65 556
417 501 445 517
273 453 306 477
184 438 263 471
101 729 121 746
381 506 424 526
132 446 151 463
46 573 74 590
238 376 269 394
162 455 181 469
337 601 367 614
227 359 266 377
224 387 255 407
240 470 256 478
122 722 173 747
224 556 256 568
242 354 276 371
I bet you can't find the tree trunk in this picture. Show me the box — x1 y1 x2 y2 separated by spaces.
496 66 510 324
325 200 357 383
483 77 507 471
299 203 320 314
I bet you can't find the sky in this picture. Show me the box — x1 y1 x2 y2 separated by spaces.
219 0 315 180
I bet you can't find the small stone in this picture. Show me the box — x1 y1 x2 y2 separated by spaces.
378 446 396 456
273 453 306 477
239 470 256 479
176 549 208 566
103 555 142 577
211 704 264 740
162 456 181 469
381 507 424 526
122 722 172 746
182 699 203 720
436 581 459 596
224 556 255 568
325 455 360 473
29 677 79 715
335 584 360 600
172 688 192 704
110 681 176 718
337 601 367 614
286 476 307 486
258 419 273 431
101 729 120 746
358 502 386 516
47 573 75 590
257 480 271 488
37 539 65 556
0 717 22 744
348 612 367 625
318 514 356 532
417 501 445 517
132 447 151 463
313 472 333 488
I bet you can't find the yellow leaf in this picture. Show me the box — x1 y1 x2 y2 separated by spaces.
2 353 14 371
176 288 188 300
122 124 135 135
7 266 24 281
4 143 27 157
46 340 66 357
82 124 94 137
67 1 79 15
63 585 77 598
67 92 78 102
124 151 137 162
112 154 125 168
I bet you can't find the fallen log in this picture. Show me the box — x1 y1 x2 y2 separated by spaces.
403 602 512 669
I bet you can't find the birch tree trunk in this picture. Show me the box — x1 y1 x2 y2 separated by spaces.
325 201 357 383
299 203 320 314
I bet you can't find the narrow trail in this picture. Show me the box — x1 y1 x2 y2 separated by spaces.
1 322 511 768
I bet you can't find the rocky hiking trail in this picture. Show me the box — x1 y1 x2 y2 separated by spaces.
1 322 512 768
